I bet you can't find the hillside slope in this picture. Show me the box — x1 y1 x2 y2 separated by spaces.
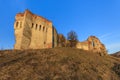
111 51 120 58
0 48 120 80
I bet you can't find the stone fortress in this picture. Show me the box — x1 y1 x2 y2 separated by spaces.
14 10 106 53
14 10 58 49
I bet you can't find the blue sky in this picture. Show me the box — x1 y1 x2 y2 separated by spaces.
0 0 120 53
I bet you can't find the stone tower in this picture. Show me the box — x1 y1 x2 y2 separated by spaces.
14 10 58 49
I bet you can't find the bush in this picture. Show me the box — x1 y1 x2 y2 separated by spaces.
67 31 78 47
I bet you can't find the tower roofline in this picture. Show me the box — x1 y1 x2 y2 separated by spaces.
24 9 52 23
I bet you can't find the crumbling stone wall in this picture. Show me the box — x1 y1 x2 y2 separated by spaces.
14 10 107 54
76 36 107 54
14 13 25 49
76 41 89 50
58 34 66 47
52 26 58 48
14 10 58 49
87 36 106 52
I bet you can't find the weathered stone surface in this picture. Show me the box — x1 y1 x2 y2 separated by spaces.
58 34 66 47
87 36 106 53
14 10 58 49
76 41 89 50
76 36 107 54
14 10 107 54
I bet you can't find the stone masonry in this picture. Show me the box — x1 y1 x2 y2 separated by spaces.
76 36 106 54
14 10 107 54
14 10 58 49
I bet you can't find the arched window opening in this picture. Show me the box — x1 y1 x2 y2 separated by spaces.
36 24 38 30
16 22 19 28
39 25 41 31
31 23 34 28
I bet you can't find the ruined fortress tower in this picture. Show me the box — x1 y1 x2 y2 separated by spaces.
14 10 58 49
14 10 106 54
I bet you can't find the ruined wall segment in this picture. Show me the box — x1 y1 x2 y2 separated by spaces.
14 10 58 49
14 13 25 49
52 26 58 48
76 36 107 54
58 34 66 47
76 41 89 50
87 36 106 53
14 10 106 54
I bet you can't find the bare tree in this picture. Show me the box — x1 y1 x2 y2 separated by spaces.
67 30 78 47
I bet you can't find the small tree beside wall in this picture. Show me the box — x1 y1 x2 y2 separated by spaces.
67 30 78 47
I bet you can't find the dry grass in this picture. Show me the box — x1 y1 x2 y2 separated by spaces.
0 48 120 80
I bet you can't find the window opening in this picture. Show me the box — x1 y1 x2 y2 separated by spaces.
43 26 45 31
92 40 95 47
39 25 41 30
31 23 34 28
36 24 38 30
16 22 19 27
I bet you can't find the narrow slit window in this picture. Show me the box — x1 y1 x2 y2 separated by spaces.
16 22 19 27
92 40 95 47
36 24 38 30
43 26 45 31
31 23 34 28
39 25 41 30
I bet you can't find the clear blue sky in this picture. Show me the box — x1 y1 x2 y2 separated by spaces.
0 0 120 53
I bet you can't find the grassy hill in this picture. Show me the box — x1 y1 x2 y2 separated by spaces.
0 48 120 80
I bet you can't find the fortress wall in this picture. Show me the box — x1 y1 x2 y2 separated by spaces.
76 42 89 50
23 10 53 49
76 36 107 53
14 10 54 49
14 10 106 54
20 11 32 49
87 36 102 51
87 36 107 53
14 13 24 49
57 34 66 47
52 27 58 48
46 23 53 48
